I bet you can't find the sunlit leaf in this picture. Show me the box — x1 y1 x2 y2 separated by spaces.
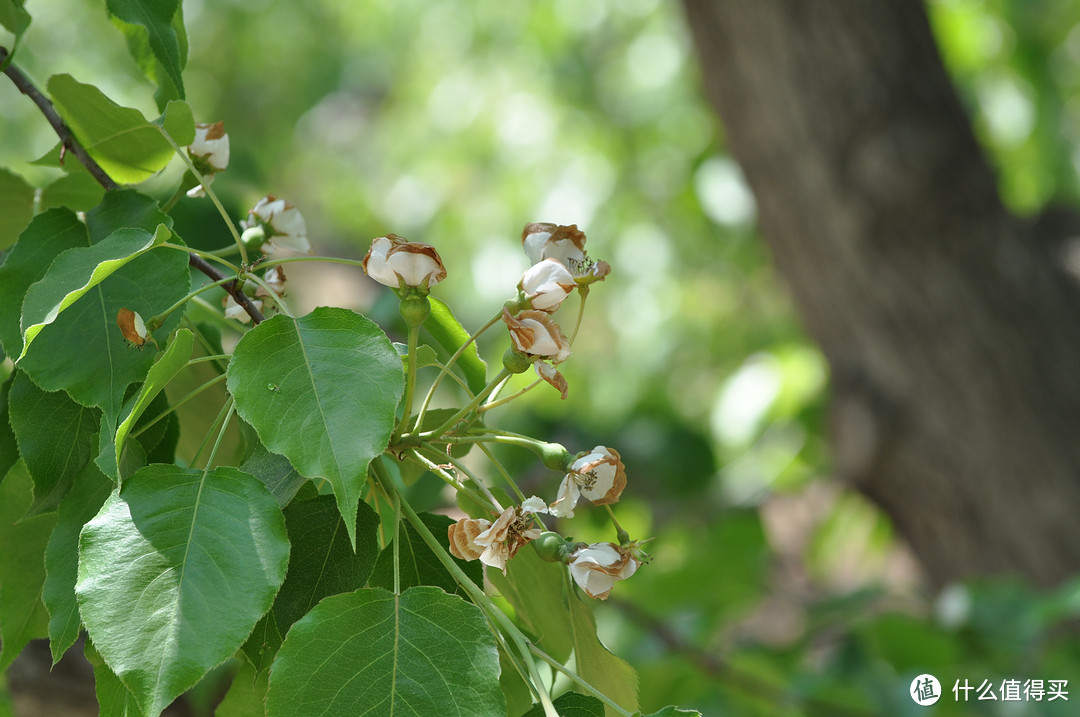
113 328 193 473
265 587 504 717
76 465 290 717
47 74 177 184
106 0 185 103
215 659 268 717
85 638 145 717
17 224 169 361
426 297 488 396
228 307 404 548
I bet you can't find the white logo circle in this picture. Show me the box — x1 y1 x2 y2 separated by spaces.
910 674 942 706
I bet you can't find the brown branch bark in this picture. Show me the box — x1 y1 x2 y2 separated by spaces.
680 0 1080 586
1 45 264 325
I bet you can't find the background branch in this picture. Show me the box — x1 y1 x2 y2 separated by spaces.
0 45 265 324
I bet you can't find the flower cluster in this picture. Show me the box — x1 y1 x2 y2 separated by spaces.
240 195 310 255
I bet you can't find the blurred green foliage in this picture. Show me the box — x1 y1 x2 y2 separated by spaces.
4 0 1080 714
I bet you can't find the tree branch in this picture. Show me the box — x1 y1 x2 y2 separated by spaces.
1 45 265 324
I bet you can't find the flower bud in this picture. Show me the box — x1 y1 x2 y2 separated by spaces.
532 532 572 563
567 542 641 599
187 121 230 172
502 346 532 374
363 234 447 291
521 222 587 266
501 308 571 364
242 195 310 254
520 258 575 312
398 292 431 328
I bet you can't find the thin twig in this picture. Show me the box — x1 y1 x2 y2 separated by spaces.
1 45 264 324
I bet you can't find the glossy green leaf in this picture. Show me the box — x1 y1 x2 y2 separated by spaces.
521 692 604 717
0 461 57 672
243 494 380 671
227 307 404 548
17 224 169 361
266 586 504 717
0 168 34 250
42 460 113 664
0 208 90 358
85 638 145 717
46 74 177 184
238 443 308 508
76 465 290 717
7 370 100 513
106 0 185 103
368 511 483 596
15 218 190 421
426 298 488 395
113 328 193 471
39 172 106 213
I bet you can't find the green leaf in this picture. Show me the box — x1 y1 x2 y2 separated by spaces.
43 460 113 664
394 341 439 370
39 172 106 213
243 494 380 671
106 0 185 103
17 224 169 361
86 187 173 240
426 298 488 395
228 307 404 548
7 370 100 513
46 74 178 184
96 412 148 484
85 638 145 717
238 443 308 509
215 659 268 717
15 214 190 421
265 586 505 717
521 692 604 717
156 99 195 145
0 461 57 672
0 208 90 358
76 465 290 717
0 374 19 481
0 168 34 250
0 0 30 39
491 548 639 714
368 511 483 596
114 328 193 471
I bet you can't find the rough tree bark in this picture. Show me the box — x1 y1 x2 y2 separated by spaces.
681 0 1080 586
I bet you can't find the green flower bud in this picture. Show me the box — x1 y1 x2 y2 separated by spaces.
539 442 572 471
532 531 572 563
398 292 431 328
502 345 532 374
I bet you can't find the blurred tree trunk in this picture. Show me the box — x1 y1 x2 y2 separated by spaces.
681 0 1080 586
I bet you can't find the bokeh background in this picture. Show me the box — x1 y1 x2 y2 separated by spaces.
5 0 1080 714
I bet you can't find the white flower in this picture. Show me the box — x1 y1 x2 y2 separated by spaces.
521 222 587 266
188 121 230 172
568 542 640 600
520 258 575 312
534 361 568 400
447 504 541 573
223 295 263 323
502 308 571 364
255 266 287 297
549 446 626 518
363 234 447 290
242 195 310 254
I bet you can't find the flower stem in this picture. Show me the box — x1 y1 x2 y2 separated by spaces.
393 322 421 440
414 309 503 431
479 378 543 413
418 367 512 440
129 373 227 440
149 277 235 328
